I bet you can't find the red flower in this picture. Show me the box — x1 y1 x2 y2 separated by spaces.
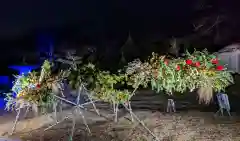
195 62 201 67
211 58 219 64
216 65 224 71
185 59 192 65
164 60 168 65
36 84 41 88
176 65 181 71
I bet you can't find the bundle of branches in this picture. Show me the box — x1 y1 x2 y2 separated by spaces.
67 63 97 90
125 49 234 104
92 71 131 104
5 60 61 110
58 52 132 104
67 62 131 104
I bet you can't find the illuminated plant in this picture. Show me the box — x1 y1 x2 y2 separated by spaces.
125 49 234 104
92 71 130 104
125 59 152 88
68 63 97 90
4 60 59 111
67 62 131 104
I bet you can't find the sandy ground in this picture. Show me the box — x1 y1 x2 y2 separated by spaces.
2 109 240 141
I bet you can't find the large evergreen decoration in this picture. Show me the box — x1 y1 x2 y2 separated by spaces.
6 49 232 109
125 49 234 103
3 49 234 140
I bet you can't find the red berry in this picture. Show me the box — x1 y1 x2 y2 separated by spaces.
176 65 181 71
212 58 219 64
195 62 201 67
36 84 41 88
164 60 168 65
185 59 192 65
216 65 224 71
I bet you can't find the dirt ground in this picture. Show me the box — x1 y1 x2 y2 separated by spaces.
2 87 240 141
8 110 240 141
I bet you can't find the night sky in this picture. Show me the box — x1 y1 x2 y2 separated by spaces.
0 0 196 39
0 0 85 38
0 0 238 66
0 0 237 39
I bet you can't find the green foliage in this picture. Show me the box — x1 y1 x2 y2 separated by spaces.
68 63 97 90
67 63 132 104
125 49 234 102
125 59 152 88
92 71 130 104
4 92 16 111
42 60 52 72
4 60 58 111
5 48 234 110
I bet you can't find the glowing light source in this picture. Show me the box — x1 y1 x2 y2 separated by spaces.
8 65 39 75
0 97 5 110
0 76 11 109
0 76 9 85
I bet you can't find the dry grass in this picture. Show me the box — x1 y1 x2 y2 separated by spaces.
197 87 213 104
10 110 240 141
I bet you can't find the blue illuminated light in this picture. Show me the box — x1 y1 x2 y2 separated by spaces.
0 76 10 109
8 65 39 75
0 98 5 110
0 76 9 85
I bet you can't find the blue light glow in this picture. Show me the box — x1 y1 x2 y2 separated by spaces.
0 76 9 85
0 98 5 110
8 65 39 75
0 76 10 109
